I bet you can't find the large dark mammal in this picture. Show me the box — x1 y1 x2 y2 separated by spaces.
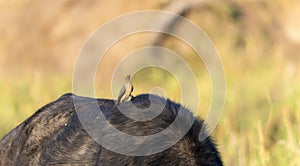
0 93 223 165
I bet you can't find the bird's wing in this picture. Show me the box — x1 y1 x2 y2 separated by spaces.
118 86 126 101
131 85 134 93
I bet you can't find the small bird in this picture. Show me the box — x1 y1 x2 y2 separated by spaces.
116 75 134 106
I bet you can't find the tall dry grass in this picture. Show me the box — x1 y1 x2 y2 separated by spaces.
0 0 299 165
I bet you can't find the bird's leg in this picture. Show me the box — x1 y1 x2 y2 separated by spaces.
122 96 129 102
124 94 135 102
128 95 134 100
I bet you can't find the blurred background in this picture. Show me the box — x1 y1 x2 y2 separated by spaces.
0 0 299 165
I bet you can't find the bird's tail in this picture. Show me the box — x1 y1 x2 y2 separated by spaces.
114 99 121 108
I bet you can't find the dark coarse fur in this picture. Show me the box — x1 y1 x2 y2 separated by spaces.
0 93 223 166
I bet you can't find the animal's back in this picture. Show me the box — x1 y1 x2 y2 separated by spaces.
0 93 223 165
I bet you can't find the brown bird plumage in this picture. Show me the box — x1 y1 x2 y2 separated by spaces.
116 75 134 106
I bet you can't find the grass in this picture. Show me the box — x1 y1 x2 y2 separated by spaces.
0 75 72 138
0 0 300 165
0 55 299 165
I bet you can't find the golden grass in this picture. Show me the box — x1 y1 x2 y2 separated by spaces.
0 55 299 165
0 75 71 138
0 0 300 165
